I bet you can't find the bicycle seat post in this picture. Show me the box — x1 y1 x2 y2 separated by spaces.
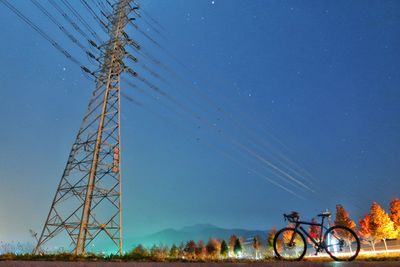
317 210 331 224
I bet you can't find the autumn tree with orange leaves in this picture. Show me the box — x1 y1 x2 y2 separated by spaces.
334 204 357 242
195 240 206 259
390 198 400 238
358 214 379 251
206 238 221 259
369 202 398 251
335 204 356 230
184 240 197 259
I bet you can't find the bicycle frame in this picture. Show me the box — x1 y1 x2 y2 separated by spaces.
290 217 330 251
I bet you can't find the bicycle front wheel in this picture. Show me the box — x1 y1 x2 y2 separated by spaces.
324 225 360 261
273 227 306 261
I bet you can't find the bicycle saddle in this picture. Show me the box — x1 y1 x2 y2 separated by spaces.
317 211 331 217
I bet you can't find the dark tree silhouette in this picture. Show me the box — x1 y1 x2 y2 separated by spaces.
220 240 228 258
233 238 242 255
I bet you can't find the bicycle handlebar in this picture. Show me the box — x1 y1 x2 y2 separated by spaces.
283 211 299 222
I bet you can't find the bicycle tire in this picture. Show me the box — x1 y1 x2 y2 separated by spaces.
323 225 360 261
273 227 307 261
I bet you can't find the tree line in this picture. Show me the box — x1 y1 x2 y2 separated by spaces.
127 235 247 261
357 199 400 251
124 198 400 261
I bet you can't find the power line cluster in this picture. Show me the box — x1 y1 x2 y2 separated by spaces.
1 0 350 206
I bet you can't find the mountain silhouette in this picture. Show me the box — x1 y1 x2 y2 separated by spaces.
128 224 267 247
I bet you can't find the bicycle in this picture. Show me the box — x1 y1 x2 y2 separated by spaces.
273 211 360 261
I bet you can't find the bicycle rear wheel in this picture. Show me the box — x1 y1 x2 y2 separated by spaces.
273 227 306 260
324 225 360 261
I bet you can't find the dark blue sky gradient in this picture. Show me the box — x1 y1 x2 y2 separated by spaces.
0 0 399 244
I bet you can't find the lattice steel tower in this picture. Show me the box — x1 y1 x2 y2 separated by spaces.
34 0 134 255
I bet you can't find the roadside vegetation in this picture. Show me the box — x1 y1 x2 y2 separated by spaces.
1 198 400 262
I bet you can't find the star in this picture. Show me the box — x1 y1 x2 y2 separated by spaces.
211 1 215 5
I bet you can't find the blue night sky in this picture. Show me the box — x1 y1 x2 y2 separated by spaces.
0 0 399 245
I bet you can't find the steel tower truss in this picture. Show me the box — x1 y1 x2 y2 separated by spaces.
34 0 134 255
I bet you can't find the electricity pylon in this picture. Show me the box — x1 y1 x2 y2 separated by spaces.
34 0 134 255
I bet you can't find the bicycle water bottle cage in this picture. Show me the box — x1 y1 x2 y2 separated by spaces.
284 211 299 222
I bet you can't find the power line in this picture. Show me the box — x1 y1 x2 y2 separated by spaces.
79 0 109 33
3 0 317 199
60 0 103 43
48 0 93 43
31 0 89 53
122 75 314 195
136 10 167 41
120 89 304 199
123 6 317 187
123 23 318 187
122 53 316 193
140 7 166 32
0 0 84 68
